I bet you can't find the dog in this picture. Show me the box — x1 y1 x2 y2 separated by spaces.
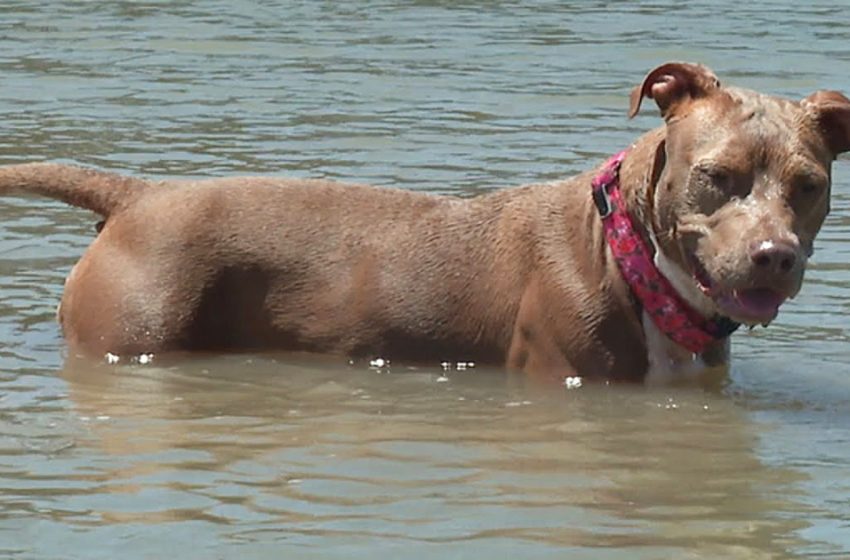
0 62 847 381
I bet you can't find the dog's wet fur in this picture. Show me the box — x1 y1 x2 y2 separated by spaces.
1 62 848 381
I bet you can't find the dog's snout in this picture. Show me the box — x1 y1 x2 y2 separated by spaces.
750 240 798 274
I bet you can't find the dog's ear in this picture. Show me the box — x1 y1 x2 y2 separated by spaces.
628 62 721 120
802 90 850 157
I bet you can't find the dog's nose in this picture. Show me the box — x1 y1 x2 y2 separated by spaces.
750 241 798 274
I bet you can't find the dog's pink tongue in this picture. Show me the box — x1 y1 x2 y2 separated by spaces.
734 288 785 319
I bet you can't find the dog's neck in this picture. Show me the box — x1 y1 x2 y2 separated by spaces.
596 130 736 366
617 128 719 318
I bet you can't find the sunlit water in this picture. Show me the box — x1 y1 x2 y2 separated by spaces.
0 1 849 558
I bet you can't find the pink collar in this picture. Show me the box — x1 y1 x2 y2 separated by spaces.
592 150 739 354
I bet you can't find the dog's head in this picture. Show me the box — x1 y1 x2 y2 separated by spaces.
630 62 850 326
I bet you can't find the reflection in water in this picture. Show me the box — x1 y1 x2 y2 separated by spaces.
0 0 849 558
30 355 804 558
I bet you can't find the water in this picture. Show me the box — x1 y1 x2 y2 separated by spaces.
0 1 849 558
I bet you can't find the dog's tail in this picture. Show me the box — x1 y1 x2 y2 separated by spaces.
0 163 152 217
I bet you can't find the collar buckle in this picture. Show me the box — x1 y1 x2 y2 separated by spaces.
592 182 614 219
708 315 741 338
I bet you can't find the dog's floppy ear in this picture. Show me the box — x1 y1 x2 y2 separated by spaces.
628 62 721 120
802 90 850 157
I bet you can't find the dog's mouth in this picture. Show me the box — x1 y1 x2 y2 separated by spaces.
688 253 787 326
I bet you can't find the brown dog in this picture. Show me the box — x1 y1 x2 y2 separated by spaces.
1 62 847 381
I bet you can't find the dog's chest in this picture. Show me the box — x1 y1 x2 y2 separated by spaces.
641 311 708 383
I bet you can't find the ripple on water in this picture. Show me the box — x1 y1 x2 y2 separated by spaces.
1 1 849 558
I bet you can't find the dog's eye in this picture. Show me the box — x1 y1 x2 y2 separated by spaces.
703 167 733 190
800 181 819 195
793 174 827 197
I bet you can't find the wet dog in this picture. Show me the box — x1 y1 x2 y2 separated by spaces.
1 62 847 380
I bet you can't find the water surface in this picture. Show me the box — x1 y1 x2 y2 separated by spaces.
1 1 849 558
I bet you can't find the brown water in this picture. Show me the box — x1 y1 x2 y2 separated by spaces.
1 1 849 558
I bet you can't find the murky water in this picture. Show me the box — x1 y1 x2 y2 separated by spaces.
0 1 849 558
